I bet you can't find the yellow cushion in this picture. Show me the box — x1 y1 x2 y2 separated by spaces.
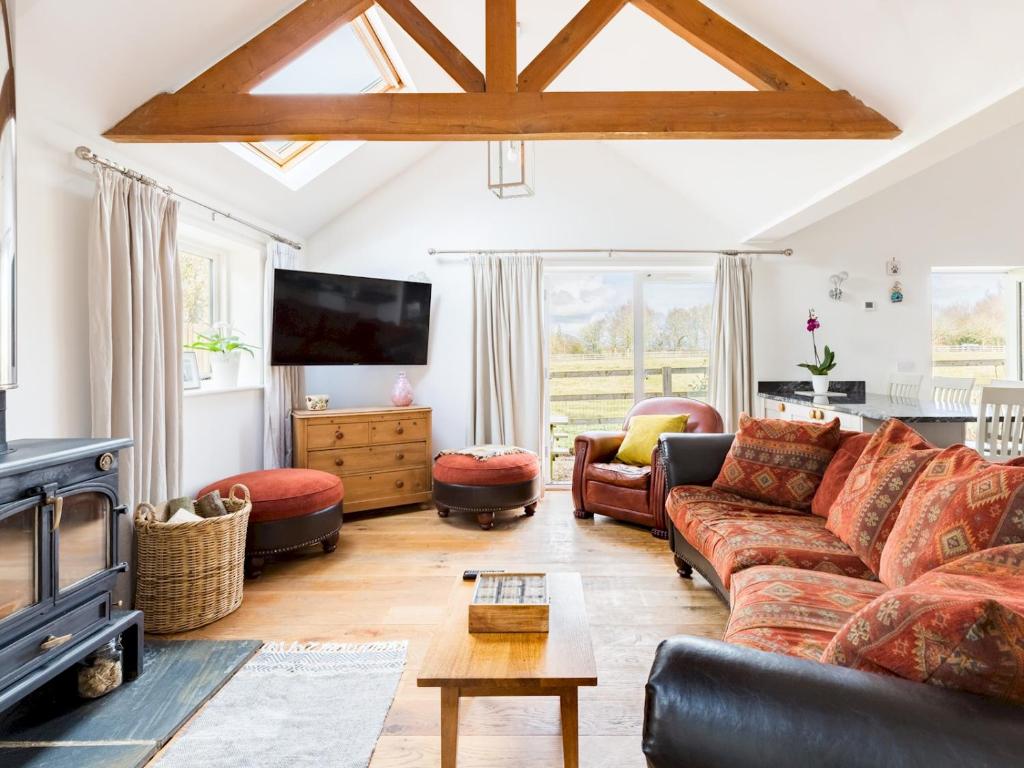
615 413 689 466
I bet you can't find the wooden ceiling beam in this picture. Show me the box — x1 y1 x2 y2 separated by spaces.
519 0 628 92
180 0 374 94
104 90 900 142
375 0 485 92
485 0 517 93
630 0 827 91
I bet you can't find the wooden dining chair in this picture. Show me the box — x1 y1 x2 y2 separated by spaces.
931 376 974 405
976 386 1024 462
888 373 923 399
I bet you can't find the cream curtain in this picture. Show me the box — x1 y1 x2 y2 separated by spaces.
469 253 545 456
89 166 182 507
709 254 754 432
263 241 305 468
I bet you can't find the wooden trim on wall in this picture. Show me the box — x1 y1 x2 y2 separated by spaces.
630 0 827 91
375 0 485 92
519 0 628 92
180 0 375 94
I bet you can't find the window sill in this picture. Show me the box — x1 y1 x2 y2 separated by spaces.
184 384 264 399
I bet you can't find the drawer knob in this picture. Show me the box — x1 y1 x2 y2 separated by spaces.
396 452 405 461
395 479 405 489
40 633 73 652
335 431 344 440
777 403 785 413
395 426 405 435
335 458 344 467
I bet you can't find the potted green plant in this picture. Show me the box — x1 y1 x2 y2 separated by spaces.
798 310 837 395
185 329 258 389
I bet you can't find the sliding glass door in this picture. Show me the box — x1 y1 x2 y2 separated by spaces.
546 269 714 482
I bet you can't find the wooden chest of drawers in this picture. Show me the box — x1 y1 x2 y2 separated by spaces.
293 406 432 514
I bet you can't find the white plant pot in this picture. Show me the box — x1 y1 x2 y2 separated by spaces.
811 374 830 395
210 351 242 389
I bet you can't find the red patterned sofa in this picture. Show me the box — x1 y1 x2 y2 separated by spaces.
571 397 723 538
643 419 1024 768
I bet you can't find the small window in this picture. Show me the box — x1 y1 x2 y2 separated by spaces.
179 226 264 390
931 269 1013 391
181 249 216 375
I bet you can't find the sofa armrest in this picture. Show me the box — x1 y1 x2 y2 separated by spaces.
657 433 734 491
643 636 1024 768
571 431 626 512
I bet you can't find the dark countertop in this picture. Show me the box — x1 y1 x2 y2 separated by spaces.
757 390 975 424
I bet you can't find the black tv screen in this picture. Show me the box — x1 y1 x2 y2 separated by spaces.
271 269 431 366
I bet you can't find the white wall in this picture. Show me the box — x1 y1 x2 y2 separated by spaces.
305 141 735 451
182 388 263 495
753 120 1024 391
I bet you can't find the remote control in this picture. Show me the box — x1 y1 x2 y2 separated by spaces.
463 569 505 581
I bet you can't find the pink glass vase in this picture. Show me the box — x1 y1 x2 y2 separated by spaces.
390 372 414 407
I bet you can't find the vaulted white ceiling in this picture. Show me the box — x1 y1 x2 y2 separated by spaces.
15 0 1024 242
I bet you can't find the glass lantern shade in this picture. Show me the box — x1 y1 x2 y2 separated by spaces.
487 140 534 199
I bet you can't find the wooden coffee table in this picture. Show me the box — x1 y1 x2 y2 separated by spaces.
418 572 598 768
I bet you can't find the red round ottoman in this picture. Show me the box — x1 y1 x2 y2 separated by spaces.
198 468 343 578
432 447 542 530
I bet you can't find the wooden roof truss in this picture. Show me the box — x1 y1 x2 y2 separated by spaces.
105 0 899 143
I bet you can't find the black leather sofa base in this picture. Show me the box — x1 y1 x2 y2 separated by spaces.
644 636 1024 768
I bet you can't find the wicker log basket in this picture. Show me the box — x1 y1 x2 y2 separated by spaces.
135 484 251 634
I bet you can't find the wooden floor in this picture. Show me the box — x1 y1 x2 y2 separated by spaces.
165 490 729 767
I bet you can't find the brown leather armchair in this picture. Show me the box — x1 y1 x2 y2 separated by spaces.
571 397 724 538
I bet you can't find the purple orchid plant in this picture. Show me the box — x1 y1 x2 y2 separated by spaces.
798 310 836 376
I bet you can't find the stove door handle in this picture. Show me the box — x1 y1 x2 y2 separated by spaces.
48 494 64 532
40 633 73 652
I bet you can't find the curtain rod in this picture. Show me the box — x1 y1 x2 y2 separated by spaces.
74 146 303 251
430 247 792 262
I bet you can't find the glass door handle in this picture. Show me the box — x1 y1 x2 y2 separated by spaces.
47 494 64 532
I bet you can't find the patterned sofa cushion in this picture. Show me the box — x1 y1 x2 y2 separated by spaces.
823 544 1024 704
879 445 1024 586
666 486 876 590
713 415 841 512
811 431 873 518
726 566 888 661
827 419 939 575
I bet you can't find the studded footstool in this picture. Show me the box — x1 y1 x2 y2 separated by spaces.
432 446 542 530
198 468 343 578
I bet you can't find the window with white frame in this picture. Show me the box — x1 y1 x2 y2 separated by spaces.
179 224 265 390
930 268 1024 392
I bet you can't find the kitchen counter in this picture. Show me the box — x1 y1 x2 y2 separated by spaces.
758 390 975 424
757 381 975 447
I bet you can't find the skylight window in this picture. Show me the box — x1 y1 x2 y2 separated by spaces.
227 13 404 187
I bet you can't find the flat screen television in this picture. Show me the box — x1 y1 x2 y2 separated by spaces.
271 268 431 366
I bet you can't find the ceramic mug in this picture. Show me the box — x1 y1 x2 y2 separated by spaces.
306 394 330 411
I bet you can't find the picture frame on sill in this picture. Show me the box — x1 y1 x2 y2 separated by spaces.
183 351 201 390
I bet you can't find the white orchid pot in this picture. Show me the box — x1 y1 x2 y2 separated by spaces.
210 350 242 388
811 374 830 395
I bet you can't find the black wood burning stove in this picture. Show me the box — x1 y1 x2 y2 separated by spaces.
0 430 143 711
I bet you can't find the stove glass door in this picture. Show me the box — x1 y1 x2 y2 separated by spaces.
56 491 112 592
0 503 40 622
